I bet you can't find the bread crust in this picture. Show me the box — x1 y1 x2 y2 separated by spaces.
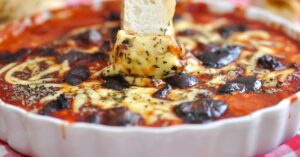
0 0 65 24
252 0 300 21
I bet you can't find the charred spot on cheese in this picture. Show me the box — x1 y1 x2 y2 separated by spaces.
38 48 58 56
218 24 248 38
174 98 228 123
232 76 262 92
64 65 90 86
39 94 70 115
74 29 102 45
196 45 241 68
218 82 246 94
0 49 31 63
164 73 199 89
102 107 143 126
257 55 286 71
152 84 172 99
102 75 130 90
121 38 133 47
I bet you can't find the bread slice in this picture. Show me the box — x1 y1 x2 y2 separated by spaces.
252 0 300 22
0 0 65 24
122 0 176 36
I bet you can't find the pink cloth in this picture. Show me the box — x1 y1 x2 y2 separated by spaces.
66 0 92 5
257 135 300 157
231 0 250 6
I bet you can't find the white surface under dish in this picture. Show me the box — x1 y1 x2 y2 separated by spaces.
0 1 300 157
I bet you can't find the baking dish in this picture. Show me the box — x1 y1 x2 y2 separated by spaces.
0 0 300 157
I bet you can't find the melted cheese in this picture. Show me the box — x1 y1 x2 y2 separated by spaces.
4 57 70 85
102 30 185 78
65 82 208 124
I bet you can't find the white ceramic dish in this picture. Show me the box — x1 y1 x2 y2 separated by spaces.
0 1 300 157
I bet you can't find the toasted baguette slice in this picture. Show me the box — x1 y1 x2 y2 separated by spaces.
0 0 65 24
252 0 300 22
122 0 176 36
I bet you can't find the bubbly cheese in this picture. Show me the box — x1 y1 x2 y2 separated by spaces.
102 30 185 78
5 57 70 85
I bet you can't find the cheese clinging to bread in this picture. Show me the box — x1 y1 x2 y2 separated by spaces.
103 0 185 79
122 0 175 36
102 30 185 78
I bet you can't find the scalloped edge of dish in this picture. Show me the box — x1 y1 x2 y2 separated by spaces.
0 1 300 157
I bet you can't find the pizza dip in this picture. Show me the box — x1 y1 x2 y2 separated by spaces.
0 1 299 127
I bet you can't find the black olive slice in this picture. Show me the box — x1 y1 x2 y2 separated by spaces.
164 73 199 89
218 82 246 94
103 107 143 126
218 76 262 94
84 114 103 124
100 40 113 53
64 65 90 86
102 75 130 90
106 11 120 21
0 53 19 63
108 26 120 42
152 84 172 99
38 48 58 56
218 24 248 38
40 94 70 115
232 76 262 92
57 50 108 65
80 106 142 126
196 45 241 68
0 49 31 63
257 55 285 71
177 29 198 36
90 52 109 62
75 29 102 45
57 51 87 64
79 105 104 124
173 14 182 22
174 98 228 124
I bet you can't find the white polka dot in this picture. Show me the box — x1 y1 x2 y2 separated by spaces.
0 146 8 157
